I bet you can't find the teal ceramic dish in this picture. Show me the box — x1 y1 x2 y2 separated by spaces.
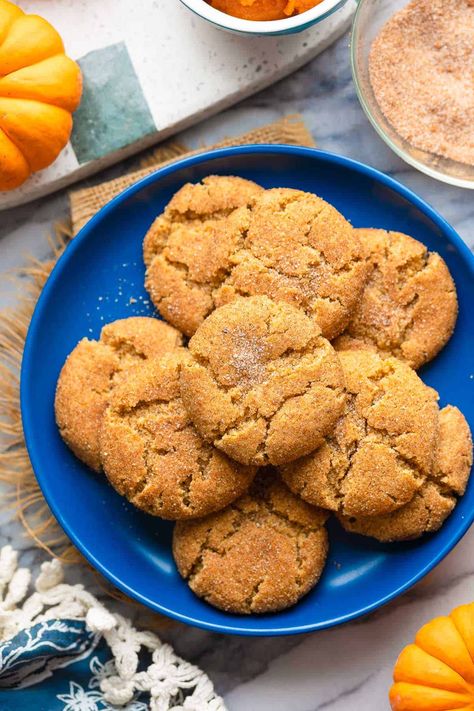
179 0 349 36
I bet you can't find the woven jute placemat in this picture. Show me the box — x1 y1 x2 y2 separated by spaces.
70 114 315 234
0 114 315 566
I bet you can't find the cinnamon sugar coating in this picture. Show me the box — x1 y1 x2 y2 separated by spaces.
143 175 264 337
280 350 439 518
339 405 473 541
180 295 346 467
173 472 329 614
334 229 457 369
55 317 182 471
369 0 474 166
100 350 256 519
144 183 369 341
215 188 369 340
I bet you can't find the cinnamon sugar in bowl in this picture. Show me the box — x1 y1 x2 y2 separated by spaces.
351 0 474 188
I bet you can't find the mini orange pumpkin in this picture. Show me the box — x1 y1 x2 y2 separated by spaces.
0 0 82 190
390 602 474 711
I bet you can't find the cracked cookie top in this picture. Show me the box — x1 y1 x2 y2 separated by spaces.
279 349 440 518
99 349 257 520
143 175 264 337
213 188 369 340
179 295 346 467
173 471 329 614
338 405 473 541
55 317 183 472
333 229 458 369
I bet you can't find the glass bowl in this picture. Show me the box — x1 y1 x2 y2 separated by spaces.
351 0 474 189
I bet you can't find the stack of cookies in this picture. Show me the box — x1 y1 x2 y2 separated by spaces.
55 175 473 615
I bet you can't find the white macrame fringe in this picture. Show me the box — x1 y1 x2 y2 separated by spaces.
0 546 227 710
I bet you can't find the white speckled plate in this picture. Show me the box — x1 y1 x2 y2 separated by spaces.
1 0 356 211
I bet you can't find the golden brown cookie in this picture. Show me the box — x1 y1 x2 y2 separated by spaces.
214 188 369 340
333 229 458 369
339 405 473 541
55 317 182 471
173 471 329 614
280 349 439 518
143 175 264 336
100 349 257 519
180 295 346 467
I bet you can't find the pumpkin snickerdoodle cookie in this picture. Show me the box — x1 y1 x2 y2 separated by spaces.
280 349 439 518
333 228 458 369
214 188 370 340
143 175 263 337
173 471 329 614
100 350 257 520
339 405 473 541
55 317 182 472
179 295 346 467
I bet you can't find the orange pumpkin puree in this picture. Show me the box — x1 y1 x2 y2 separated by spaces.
207 0 323 21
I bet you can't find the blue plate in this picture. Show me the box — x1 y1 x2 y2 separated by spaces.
21 146 474 636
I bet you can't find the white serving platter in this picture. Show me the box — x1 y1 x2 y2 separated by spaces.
1 0 355 210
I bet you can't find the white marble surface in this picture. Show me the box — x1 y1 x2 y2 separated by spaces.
1 31 474 711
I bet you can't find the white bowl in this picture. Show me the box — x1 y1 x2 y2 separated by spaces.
179 0 349 36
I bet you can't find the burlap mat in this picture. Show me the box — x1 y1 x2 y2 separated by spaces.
70 114 315 234
0 114 315 568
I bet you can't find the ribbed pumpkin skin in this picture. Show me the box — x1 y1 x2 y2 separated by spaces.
390 603 474 711
0 0 82 190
